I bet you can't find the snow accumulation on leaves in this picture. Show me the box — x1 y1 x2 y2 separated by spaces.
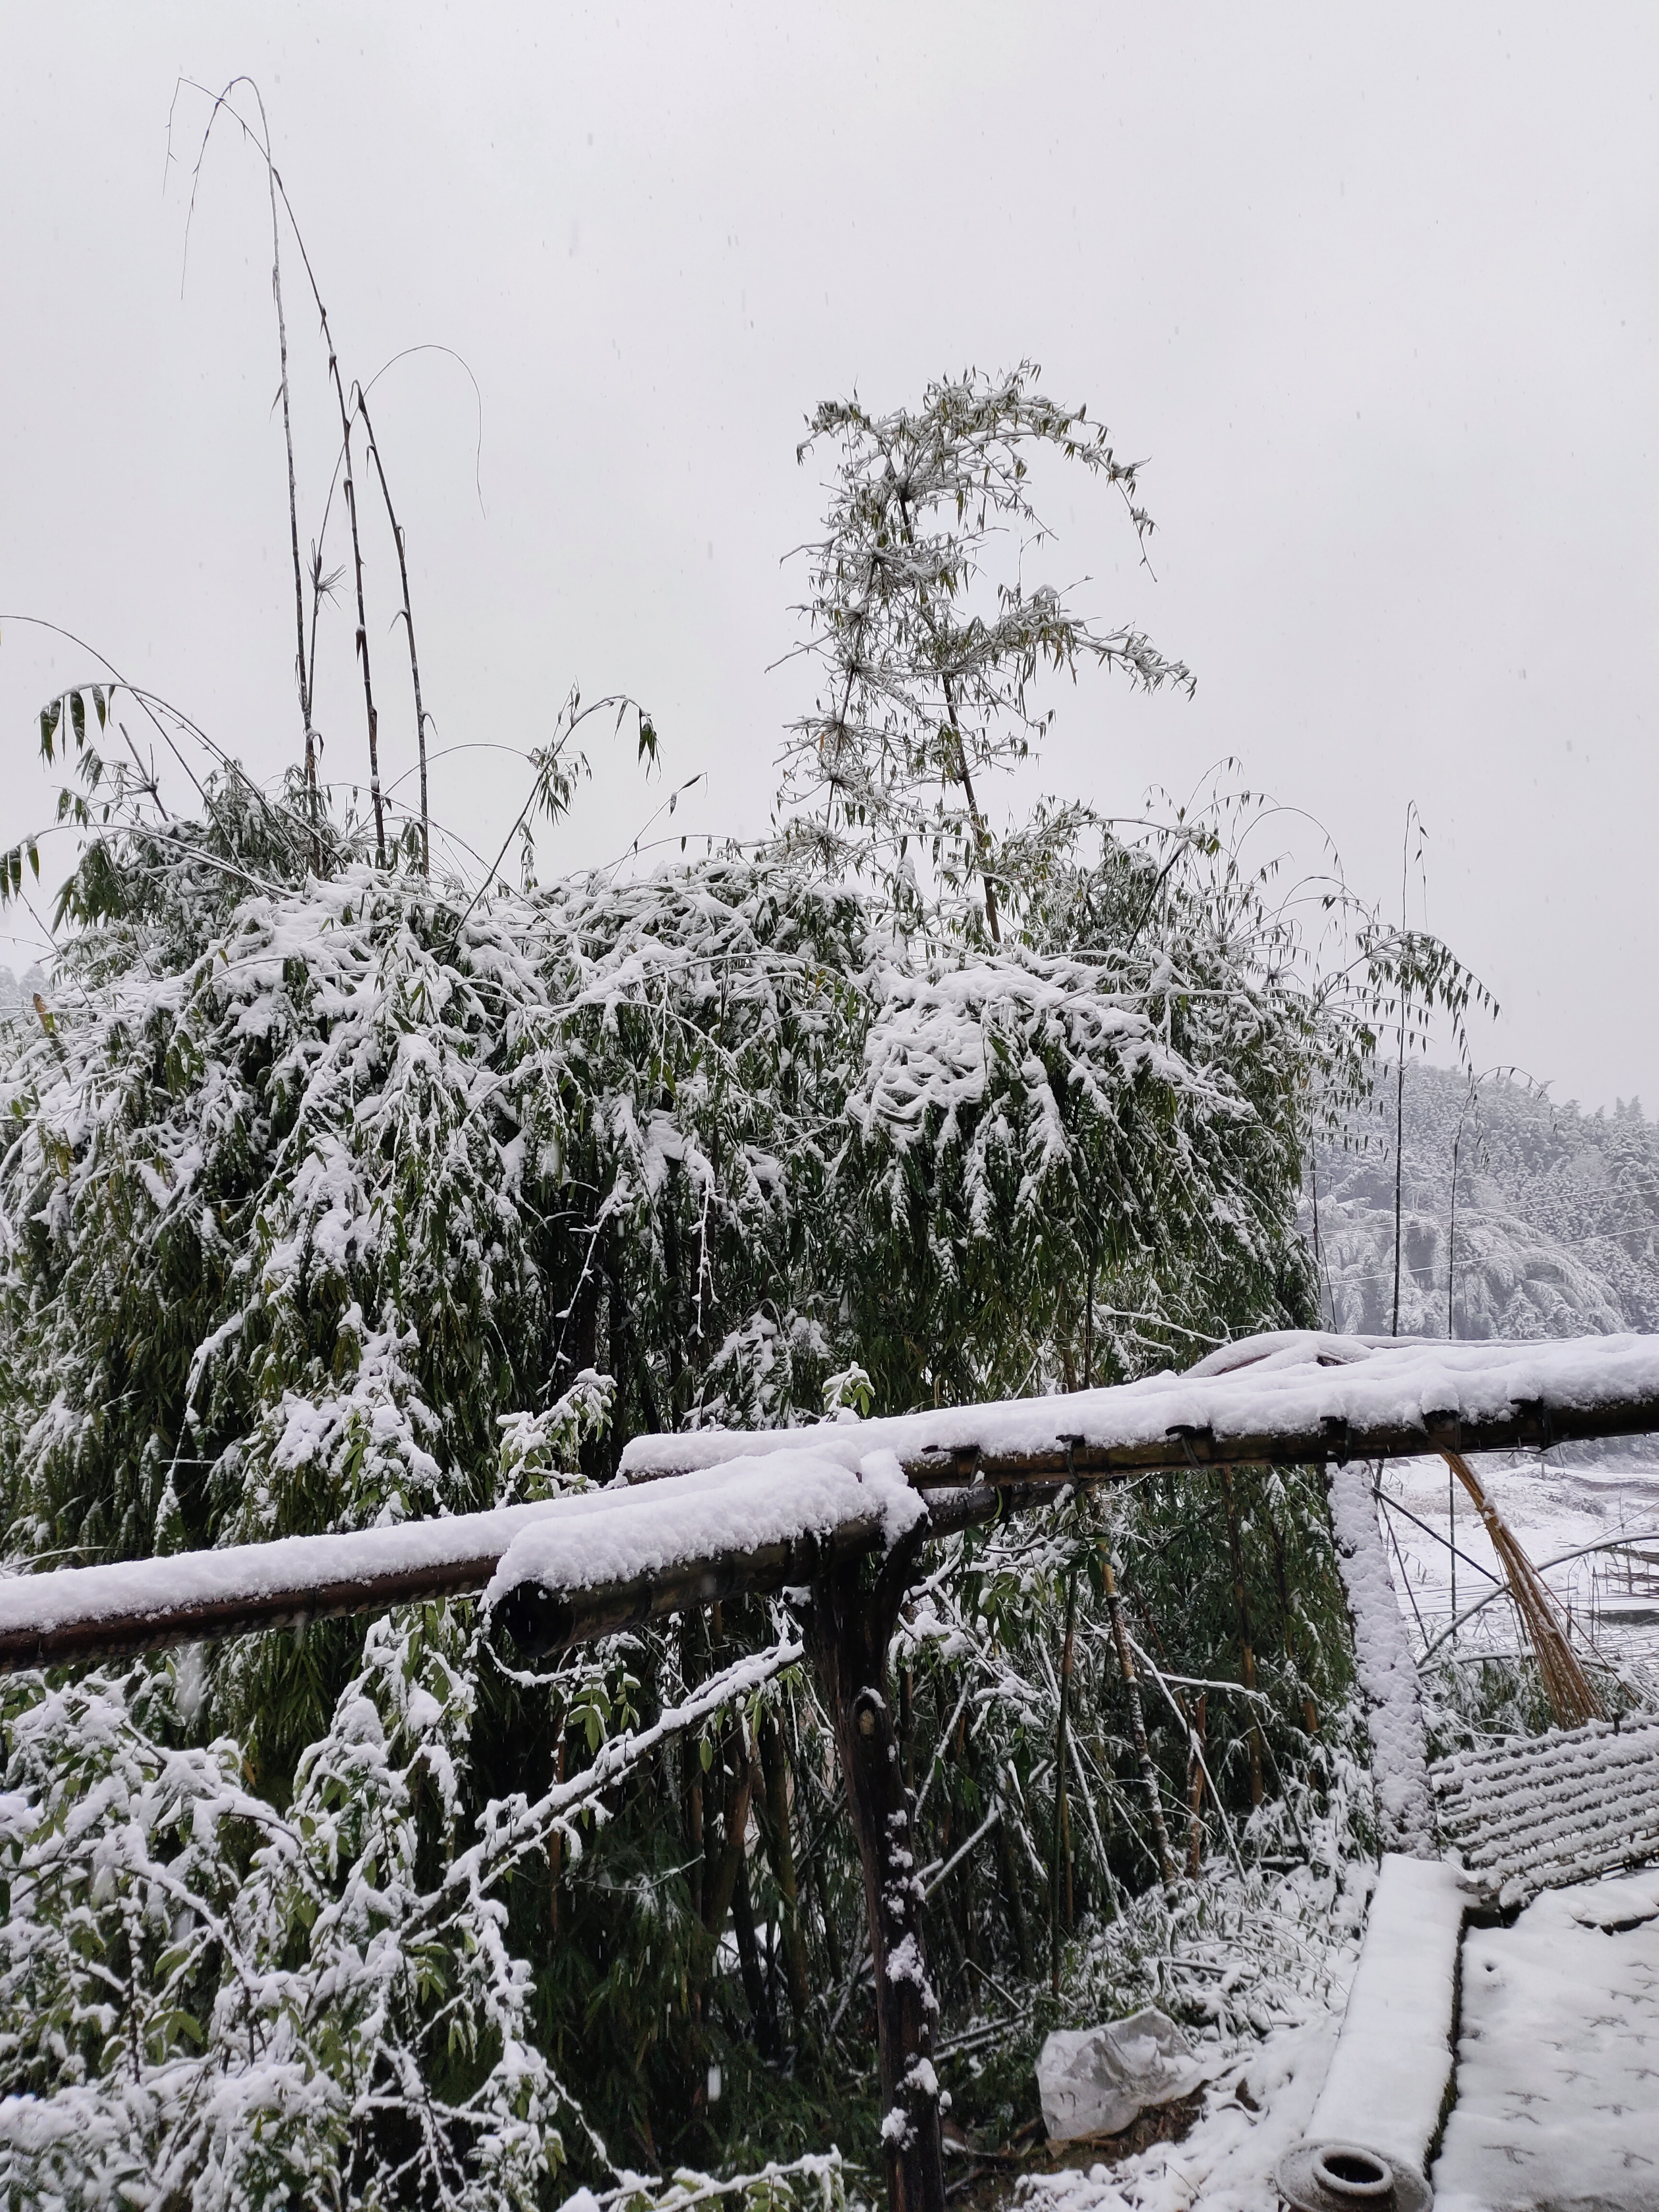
0 1619 564 2212
0 1612 812 2212
0 853 1313 1569
0 828 1451 2209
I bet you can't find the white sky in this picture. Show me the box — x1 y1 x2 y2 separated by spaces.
2 4 1655 1110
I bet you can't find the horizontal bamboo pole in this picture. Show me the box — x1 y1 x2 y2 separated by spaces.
499 1483 1024 1655
4 1325 1657 1672
0 1483 1021 1674
625 1396 1659 1490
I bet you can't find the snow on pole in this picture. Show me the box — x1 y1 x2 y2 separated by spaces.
1336 1460 1433 1858
1325 1457 1436 1856
7 1329 1659 1671
620 1329 1659 1486
0 1450 932 1671
1277 1853 1469 2212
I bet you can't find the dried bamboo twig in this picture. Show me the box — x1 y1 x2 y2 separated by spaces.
1441 1450 1603 1727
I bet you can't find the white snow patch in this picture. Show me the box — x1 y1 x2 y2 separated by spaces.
621 1328 1659 1484
1303 1852 1467 2176
1326 1462 1436 1853
0 1444 922 1649
485 1446 922 1610
1434 1875 1659 2211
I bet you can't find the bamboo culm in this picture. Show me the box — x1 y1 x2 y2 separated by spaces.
1102 1556 1178 1887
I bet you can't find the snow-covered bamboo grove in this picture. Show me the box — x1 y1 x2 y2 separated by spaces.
0 361 1509 2212
0 785 1416 2210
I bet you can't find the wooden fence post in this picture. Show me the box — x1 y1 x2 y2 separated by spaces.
807 1528 944 2212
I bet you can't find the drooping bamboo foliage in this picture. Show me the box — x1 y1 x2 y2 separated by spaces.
0 800 1386 2202
0 322 1499 2208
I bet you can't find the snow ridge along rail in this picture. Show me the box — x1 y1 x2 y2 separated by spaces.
2 1328 1658 1671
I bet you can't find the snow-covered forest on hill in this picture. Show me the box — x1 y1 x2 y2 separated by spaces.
1312 1065 1659 1340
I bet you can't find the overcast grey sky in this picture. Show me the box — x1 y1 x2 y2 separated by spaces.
3 4 1655 1108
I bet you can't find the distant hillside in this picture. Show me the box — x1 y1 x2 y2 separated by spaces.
0 965 44 1023
1309 1064 1659 1338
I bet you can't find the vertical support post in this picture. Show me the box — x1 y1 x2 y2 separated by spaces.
1324 1458 1435 1855
808 1534 944 2212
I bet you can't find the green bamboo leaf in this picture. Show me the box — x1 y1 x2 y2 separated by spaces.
70 691 86 750
39 697 61 760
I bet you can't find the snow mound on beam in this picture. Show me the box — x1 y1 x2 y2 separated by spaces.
483 1447 923 1610
0 1501 562 1642
619 1328 1659 1477
0 1449 924 1651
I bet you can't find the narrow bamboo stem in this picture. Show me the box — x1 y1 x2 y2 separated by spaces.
1186 1693 1207 1877
356 385 430 875
757 1712 815 2044
1049 1572 1077 1996
1102 1557 1177 1887
262 144 318 865
1218 1467 1266 1807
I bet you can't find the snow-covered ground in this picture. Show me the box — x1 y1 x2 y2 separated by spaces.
1376 1446 1659 1676
1020 1869 1659 2212
1013 1445 1659 2212
1018 2014 1344 2212
1437 1872 1659 2212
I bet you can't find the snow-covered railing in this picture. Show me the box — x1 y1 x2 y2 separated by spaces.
0 1448 1012 1672
1431 1714 1659 1907
4 1326 1659 2212
5 1329 1659 1672
617 1329 1659 1485
0 1499 562 1671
